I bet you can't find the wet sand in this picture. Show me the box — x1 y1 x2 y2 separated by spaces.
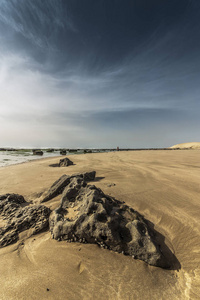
0 150 199 299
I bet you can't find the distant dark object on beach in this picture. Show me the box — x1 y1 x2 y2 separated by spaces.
68 149 77 153
33 149 43 156
6 148 16 152
84 149 92 153
46 148 54 153
50 157 74 168
59 157 74 167
60 149 66 155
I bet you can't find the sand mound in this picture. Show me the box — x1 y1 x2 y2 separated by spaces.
170 142 200 149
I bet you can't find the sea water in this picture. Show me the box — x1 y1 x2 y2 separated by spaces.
0 150 61 167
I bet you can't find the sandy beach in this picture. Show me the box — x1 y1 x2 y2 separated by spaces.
0 150 200 300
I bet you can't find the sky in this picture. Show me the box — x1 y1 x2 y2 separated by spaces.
0 0 200 148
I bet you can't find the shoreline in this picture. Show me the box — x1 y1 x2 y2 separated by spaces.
0 154 62 169
1 147 199 169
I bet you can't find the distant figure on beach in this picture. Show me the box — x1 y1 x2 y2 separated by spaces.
117 147 119 151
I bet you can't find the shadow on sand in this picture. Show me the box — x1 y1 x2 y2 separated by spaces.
92 176 105 182
145 218 181 270
49 163 76 167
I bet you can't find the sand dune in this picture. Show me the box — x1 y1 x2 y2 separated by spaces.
0 150 200 299
170 142 200 149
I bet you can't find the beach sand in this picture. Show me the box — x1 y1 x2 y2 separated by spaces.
0 150 199 300
170 142 200 149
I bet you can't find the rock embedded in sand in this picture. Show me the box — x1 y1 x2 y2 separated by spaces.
42 174 71 203
0 193 51 247
41 171 96 202
49 177 170 268
59 157 74 167
82 171 96 181
49 157 74 168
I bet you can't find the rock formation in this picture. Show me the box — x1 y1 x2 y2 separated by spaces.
49 157 74 168
41 171 96 202
0 172 172 268
60 149 66 155
0 194 51 247
84 149 92 153
33 149 43 155
59 157 74 167
46 148 54 152
49 176 170 268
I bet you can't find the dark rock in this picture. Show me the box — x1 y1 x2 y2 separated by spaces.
0 194 11 201
0 194 51 247
60 150 66 155
49 157 74 168
60 177 87 207
59 157 74 167
82 171 96 181
49 178 170 268
6 148 16 151
84 149 92 153
41 171 96 203
46 148 54 153
42 175 71 202
33 149 43 156
0 194 26 215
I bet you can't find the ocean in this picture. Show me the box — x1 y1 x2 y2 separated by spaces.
0 150 61 167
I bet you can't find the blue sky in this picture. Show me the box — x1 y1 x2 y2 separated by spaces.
0 0 199 148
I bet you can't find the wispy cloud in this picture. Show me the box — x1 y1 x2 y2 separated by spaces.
0 0 76 50
0 1 200 147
